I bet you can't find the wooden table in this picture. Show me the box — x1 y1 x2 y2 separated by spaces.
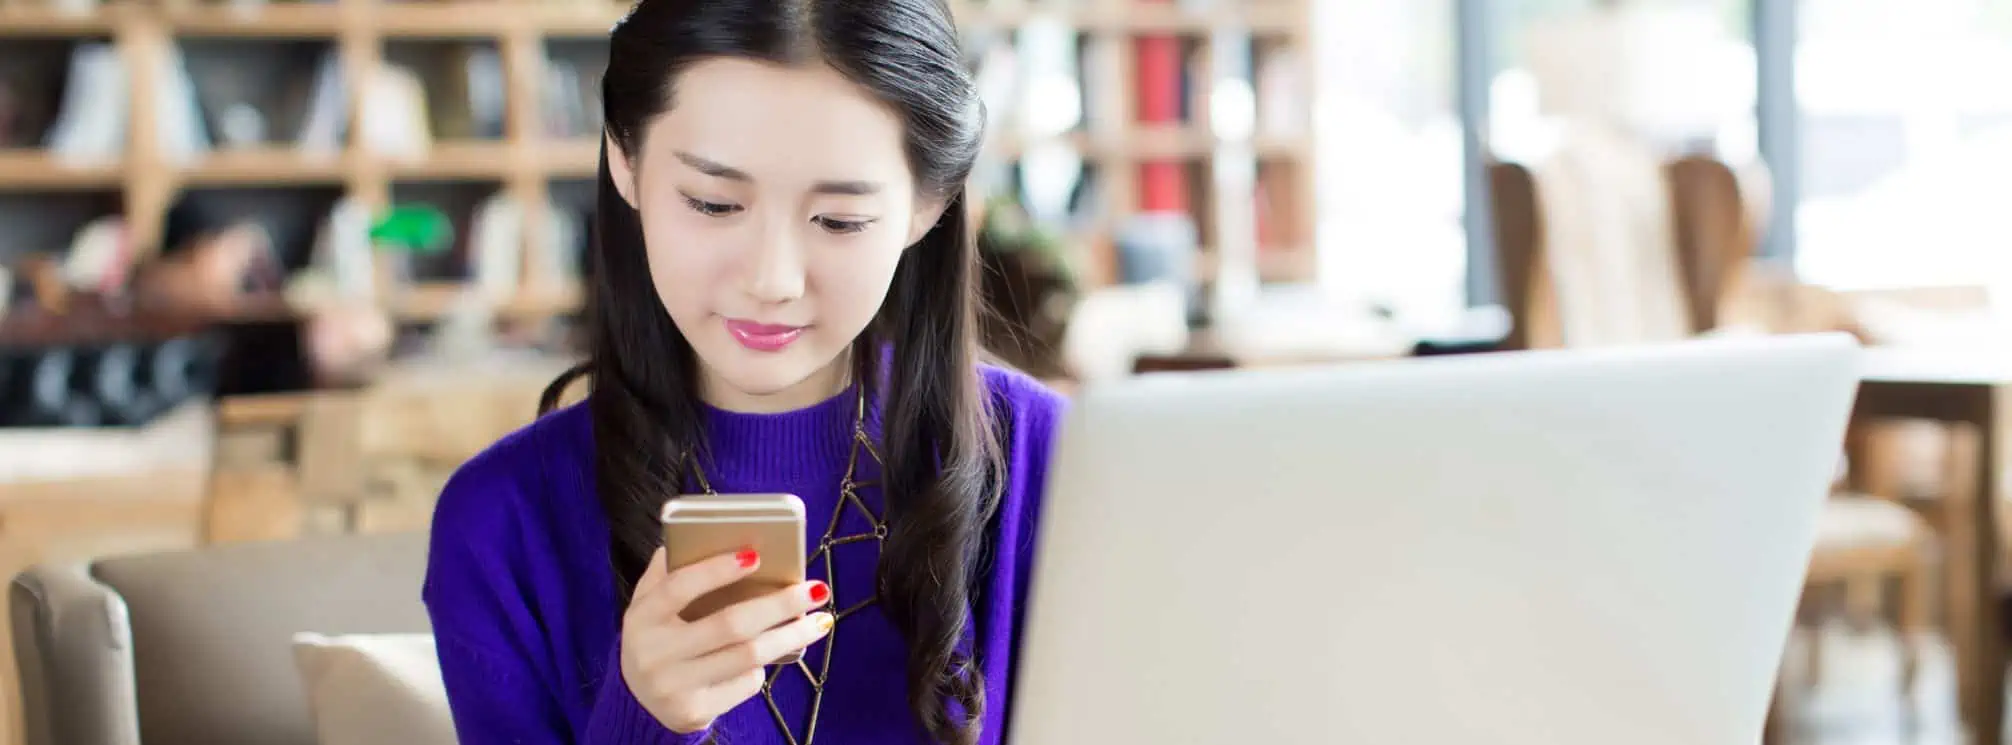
205 352 579 544
1855 347 2012 745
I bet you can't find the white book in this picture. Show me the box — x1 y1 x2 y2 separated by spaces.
297 51 349 155
43 43 127 163
362 65 432 162
156 43 213 165
535 202 584 293
467 48 505 138
470 194 525 301
315 198 377 302
1011 16 1079 139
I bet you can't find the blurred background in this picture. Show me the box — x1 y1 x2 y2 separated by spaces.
2 0 2010 743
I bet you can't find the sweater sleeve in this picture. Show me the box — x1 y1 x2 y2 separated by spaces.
974 370 1069 742
424 447 711 745
583 636 714 744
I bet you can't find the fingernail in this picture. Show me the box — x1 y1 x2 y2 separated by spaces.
807 581 830 604
736 548 759 568
812 612 835 634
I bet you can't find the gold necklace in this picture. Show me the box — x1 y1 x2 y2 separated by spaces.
688 391 885 745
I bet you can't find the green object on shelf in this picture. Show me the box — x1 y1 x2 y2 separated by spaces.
369 205 453 254
979 194 1074 284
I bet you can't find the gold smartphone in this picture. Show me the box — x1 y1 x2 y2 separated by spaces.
660 493 810 663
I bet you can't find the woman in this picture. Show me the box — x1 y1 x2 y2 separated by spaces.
421 0 1065 743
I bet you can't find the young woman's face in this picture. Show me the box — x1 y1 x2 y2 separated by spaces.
609 58 943 412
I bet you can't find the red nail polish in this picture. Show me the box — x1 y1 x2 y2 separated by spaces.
808 581 830 604
736 549 759 568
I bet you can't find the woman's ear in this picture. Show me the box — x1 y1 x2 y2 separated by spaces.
905 196 950 247
605 132 639 209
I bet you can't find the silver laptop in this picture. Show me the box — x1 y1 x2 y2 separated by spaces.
1009 333 1861 745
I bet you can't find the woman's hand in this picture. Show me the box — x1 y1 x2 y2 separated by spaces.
620 547 834 734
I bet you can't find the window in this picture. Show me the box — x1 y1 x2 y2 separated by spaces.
1489 0 1757 166
1793 0 2012 293
1314 0 1469 328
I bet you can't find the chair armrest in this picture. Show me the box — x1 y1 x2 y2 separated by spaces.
11 563 142 745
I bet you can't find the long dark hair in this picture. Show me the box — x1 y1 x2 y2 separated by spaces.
537 1 1001 742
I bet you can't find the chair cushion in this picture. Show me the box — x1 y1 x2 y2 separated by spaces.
293 632 455 745
90 531 430 745
1817 496 1923 549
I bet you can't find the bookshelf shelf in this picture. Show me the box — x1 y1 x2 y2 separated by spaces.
1253 134 1311 159
386 141 518 181
179 148 349 185
1120 125 1211 159
0 151 122 191
166 4 344 37
389 280 584 320
543 137 601 178
950 2 1298 34
0 5 119 35
376 3 513 37
1192 244 1314 283
1109 4 1299 33
219 280 585 322
995 129 1310 162
536 3 626 37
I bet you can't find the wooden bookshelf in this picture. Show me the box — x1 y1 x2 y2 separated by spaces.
0 0 1319 319
0 0 601 320
959 0 1320 287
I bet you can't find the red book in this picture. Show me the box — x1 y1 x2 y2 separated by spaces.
1134 35 1181 123
1133 0 1186 213
1140 161 1188 214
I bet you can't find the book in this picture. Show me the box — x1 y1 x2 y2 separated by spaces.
1133 0 1187 214
297 50 348 155
469 194 524 301
43 43 127 163
157 44 212 165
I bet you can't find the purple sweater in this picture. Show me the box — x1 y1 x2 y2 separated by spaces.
423 366 1065 744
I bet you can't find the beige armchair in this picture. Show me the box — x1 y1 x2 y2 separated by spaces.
9 532 428 745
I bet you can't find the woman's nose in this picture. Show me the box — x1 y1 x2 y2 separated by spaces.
742 219 806 304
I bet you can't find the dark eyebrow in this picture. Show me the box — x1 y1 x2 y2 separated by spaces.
810 180 881 196
675 151 750 181
673 150 882 196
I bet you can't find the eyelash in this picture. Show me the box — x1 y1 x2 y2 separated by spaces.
682 195 874 235
814 216 873 235
683 195 741 217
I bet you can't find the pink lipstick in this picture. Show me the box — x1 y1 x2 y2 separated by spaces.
724 319 805 352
